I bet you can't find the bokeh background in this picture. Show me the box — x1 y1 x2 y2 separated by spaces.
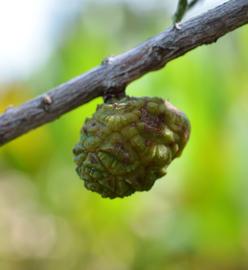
0 0 248 269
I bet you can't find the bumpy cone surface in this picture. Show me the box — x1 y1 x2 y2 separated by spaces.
73 96 190 198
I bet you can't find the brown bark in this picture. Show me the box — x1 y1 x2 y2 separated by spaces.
0 0 247 146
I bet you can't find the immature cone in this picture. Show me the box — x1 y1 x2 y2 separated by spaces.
73 96 190 198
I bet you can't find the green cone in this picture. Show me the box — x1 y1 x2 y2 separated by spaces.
73 96 190 198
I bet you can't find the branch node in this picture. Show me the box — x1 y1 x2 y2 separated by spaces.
148 44 167 69
4 105 14 113
174 23 182 30
41 94 53 112
101 56 115 66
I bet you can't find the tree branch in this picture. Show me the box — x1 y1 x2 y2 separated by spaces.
0 0 248 147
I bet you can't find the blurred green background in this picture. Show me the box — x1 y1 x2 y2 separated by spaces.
0 1 248 269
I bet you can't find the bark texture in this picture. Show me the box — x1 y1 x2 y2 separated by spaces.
0 0 247 146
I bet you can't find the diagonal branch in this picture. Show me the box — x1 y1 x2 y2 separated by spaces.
0 0 248 147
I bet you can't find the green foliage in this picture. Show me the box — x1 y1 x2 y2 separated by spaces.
173 0 201 23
